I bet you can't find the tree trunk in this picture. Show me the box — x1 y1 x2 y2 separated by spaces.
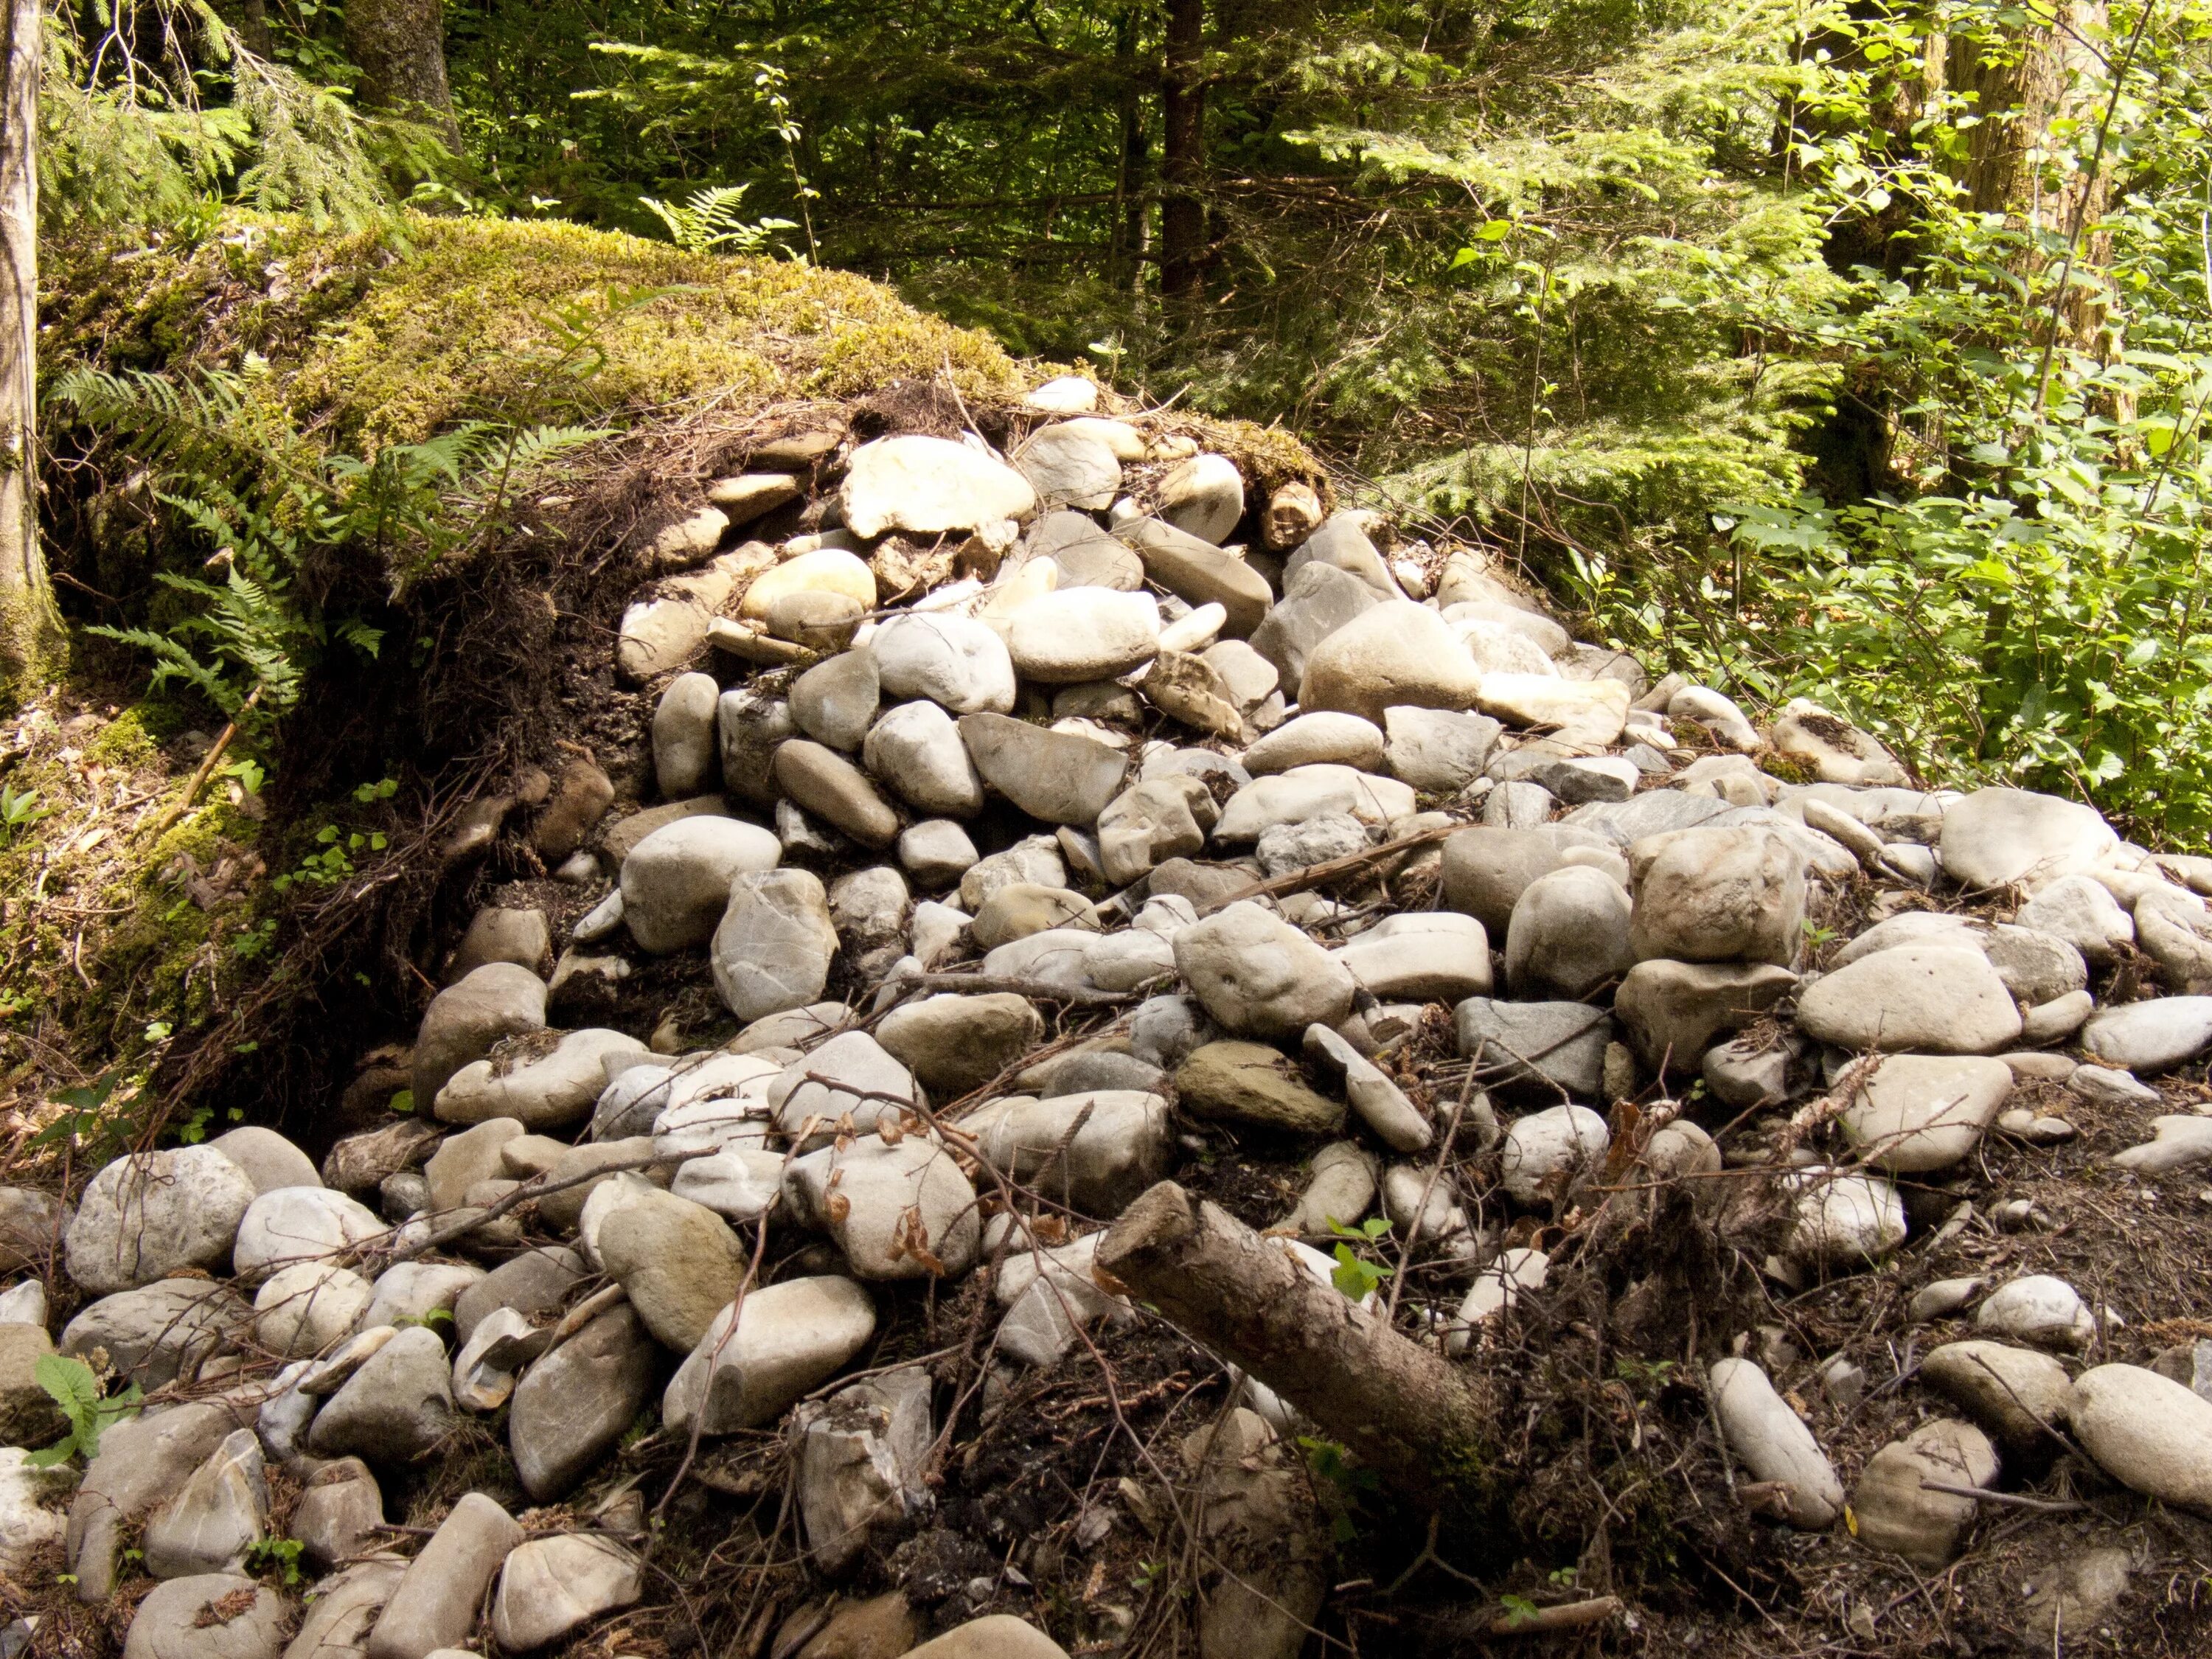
1096 1181 1499 1511
1114 35 1149 296
1952 0 2107 229
1158 0 1206 308
344 0 462 148
1787 8 1946 282
233 0 274 61
0 0 60 695
1950 0 2112 340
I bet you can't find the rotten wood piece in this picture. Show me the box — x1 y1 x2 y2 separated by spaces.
1096 1180 1498 1511
1478 1596 1624 1638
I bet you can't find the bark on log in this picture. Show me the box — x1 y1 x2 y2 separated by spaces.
1096 1180 1498 1510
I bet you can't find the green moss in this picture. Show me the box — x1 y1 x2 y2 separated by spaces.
0 738 256 1063
88 817 262 1045
50 213 1034 456
81 706 163 771
0 590 69 709
139 795 250 880
1172 415 1330 501
804 305 1028 400
98 896 219 1036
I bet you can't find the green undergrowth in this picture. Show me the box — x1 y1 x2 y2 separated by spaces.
0 700 260 1144
0 689 438 1158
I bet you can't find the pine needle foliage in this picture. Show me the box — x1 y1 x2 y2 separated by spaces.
1574 0 2212 842
38 0 422 235
499 0 1855 576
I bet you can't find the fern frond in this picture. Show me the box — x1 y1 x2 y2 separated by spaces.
86 624 237 714
501 424 614 471
50 366 259 481
333 618 383 658
637 184 793 254
150 572 238 606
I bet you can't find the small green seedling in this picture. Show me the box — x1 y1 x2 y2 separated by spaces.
0 784 46 846
27 1353 142 1466
1326 1216 1394 1300
246 1537 307 1587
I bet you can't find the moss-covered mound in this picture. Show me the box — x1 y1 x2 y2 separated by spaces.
50 213 1034 451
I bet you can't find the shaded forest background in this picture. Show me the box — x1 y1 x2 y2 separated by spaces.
27 0 2212 838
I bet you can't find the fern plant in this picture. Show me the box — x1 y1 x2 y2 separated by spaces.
48 359 607 731
27 1353 142 1466
638 184 798 255
53 366 355 727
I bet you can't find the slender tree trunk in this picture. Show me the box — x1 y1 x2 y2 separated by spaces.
1158 0 1205 308
1113 13 1148 296
344 0 461 149
0 0 60 695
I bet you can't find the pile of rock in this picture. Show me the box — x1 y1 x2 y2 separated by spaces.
12 372 2212 1655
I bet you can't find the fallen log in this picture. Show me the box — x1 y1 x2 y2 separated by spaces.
1096 1180 1499 1511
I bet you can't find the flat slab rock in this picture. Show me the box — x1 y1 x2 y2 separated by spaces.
67 1147 257 1295
2081 996 2212 1072
1708 1357 1843 1527
2071 1364 2212 1511
1838 1055 2013 1172
1939 786 2118 890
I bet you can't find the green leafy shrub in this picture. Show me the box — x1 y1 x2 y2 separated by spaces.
1578 0 2212 845
245 1537 307 1586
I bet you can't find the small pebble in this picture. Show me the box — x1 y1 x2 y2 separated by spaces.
1908 1277 1985 1323
1818 1355 1865 1406
1996 1106 2078 1144
2069 1064 2160 1107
